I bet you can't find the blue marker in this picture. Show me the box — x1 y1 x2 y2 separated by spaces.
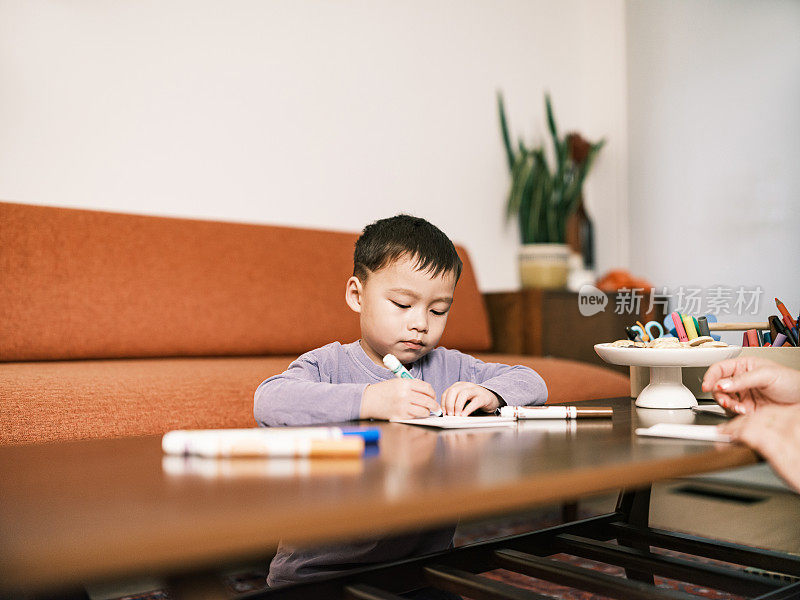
383 353 443 416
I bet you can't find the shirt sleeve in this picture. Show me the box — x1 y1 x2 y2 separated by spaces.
254 351 367 427
466 355 548 407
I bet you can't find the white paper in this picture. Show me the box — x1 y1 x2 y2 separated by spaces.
635 423 731 443
390 415 516 429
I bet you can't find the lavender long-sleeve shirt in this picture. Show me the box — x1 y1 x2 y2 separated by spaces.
254 340 548 586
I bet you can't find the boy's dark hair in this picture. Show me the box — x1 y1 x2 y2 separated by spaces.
353 215 463 283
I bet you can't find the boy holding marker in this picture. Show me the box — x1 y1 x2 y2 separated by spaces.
254 214 547 586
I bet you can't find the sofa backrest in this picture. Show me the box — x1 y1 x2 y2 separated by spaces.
0 202 491 361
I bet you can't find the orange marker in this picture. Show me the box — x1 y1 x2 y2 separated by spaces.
776 298 797 329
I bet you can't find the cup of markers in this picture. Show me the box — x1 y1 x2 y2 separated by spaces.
626 298 800 348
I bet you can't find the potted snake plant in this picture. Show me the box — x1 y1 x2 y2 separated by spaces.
498 92 604 288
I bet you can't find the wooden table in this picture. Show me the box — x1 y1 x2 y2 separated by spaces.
0 398 767 597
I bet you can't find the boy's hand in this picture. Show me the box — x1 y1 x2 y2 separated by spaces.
360 378 441 420
441 382 501 416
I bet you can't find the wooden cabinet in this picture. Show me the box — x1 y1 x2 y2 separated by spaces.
483 289 667 373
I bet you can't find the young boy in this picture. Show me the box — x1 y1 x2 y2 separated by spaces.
254 215 548 587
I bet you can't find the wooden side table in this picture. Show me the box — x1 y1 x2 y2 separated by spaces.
484 289 667 373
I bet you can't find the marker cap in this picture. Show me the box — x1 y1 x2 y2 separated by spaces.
162 430 188 455
576 407 614 418
342 428 381 444
697 316 711 337
383 354 402 371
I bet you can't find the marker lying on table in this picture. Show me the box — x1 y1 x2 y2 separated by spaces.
383 353 443 416
162 427 377 457
499 406 613 419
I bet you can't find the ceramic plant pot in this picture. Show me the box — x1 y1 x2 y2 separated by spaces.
518 243 570 289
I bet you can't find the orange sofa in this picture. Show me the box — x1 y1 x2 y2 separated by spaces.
0 201 628 446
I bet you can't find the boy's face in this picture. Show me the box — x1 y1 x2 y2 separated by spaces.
345 255 456 367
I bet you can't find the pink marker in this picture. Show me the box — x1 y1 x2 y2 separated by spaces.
672 311 689 342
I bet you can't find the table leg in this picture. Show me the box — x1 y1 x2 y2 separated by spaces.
166 572 234 600
615 487 655 584
561 501 578 523
30 587 91 600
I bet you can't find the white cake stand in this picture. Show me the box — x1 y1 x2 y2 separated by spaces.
594 344 742 409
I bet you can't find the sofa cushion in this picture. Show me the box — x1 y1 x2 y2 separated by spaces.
0 355 629 446
474 354 630 404
0 202 490 361
0 356 292 446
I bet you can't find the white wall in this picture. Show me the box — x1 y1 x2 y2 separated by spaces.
0 0 627 292
627 0 800 336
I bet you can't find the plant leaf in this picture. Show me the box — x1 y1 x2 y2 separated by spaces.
545 93 567 189
519 154 539 242
506 152 530 222
545 93 559 143
497 91 516 172
529 151 551 243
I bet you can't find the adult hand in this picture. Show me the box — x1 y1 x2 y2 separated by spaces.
360 378 440 420
702 357 800 414
441 382 501 416
719 405 800 493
